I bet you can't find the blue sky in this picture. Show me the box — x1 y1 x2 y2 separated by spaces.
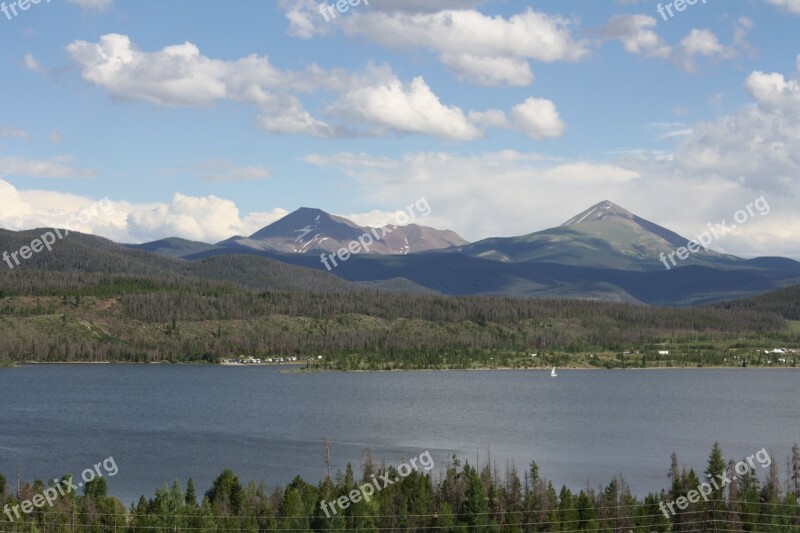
0 0 798 258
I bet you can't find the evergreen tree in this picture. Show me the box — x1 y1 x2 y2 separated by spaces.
704 442 727 527
185 477 197 507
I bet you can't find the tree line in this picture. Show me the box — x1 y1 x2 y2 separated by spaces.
1 444 799 532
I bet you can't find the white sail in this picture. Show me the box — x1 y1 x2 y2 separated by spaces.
551 367 557 377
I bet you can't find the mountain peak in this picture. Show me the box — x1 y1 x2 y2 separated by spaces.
561 200 634 227
249 207 358 243
237 206 466 255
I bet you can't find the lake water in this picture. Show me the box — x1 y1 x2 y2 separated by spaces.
0 365 797 505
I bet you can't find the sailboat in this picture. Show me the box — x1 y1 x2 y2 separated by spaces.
551 367 558 377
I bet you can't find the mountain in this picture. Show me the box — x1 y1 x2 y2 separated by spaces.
217 207 468 255
0 228 355 293
181 200 800 305
14 201 799 306
441 200 740 271
130 237 220 258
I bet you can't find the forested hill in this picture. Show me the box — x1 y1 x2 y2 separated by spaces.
711 285 800 320
0 228 797 367
0 228 354 293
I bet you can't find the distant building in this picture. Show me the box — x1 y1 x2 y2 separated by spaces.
658 350 669 355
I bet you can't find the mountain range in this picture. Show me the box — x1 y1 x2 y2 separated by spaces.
2 200 797 306
126 200 799 305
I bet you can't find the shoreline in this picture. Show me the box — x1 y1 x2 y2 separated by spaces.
3 361 796 372
286 365 799 373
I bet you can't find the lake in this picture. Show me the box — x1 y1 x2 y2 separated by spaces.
0 365 797 505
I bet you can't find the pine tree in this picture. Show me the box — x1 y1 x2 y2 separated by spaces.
185 478 197 507
705 442 727 527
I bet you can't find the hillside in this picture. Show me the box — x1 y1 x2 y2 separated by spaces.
217 207 468 255
177 201 800 305
0 226 797 367
443 200 741 271
0 229 355 294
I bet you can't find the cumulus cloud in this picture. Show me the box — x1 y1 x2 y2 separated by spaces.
744 59 800 114
439 54 534 87
0 182 124 237
599 14 753 73
280 0 486 38
601 14 672 58
67 35 235 107
330 75 482 140
124 195 288 243
65 34 564 141
764 0 800 14
678 29 734 72
470 97 567 139
653 55 800 193
509 98 567 139
66 33 334 137
0 180 288 244
281 4 588 86
65 35 510 141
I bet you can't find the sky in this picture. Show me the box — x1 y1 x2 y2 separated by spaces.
0 0 798 259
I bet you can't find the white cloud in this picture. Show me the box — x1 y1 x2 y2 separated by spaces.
601 14 672 58
281 5 588 87
67 35 232 107
645 55 800 193
0 156 95 179
469 97 567 139
344 8 588 63
66 34 335 138
764 0 800 14
191 159 270 183
744 59 800 114
330 75 482 140
600 15 753 73
0 180 288 244
66 34 546 141
67 0 112 12
127 194 254 243
23 53 51 78
0 182 124 236
677 28 737 72
468 109 510 129
439 54 534 87
0 126 32 142
509 97 567 139
124 194 287 243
